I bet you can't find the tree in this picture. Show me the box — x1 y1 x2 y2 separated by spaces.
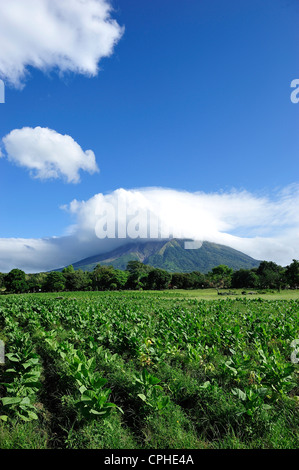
0 273 5 290
26 273 46 293
147 268 171 290
231 269 259 289
4 269 28 293
171 273 187 289
43 272 66 292
188 271 207 289
63 268 91 291
126 261 149 274
113 269 129 289
171 272 206 289
285 259 299 288
208 265 233 289
62 265 75 274
125 261 152 289
92 265 128 290
256 261 285 289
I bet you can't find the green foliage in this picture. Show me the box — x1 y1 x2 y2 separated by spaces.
125 261 152 289
231 269 259 289
1 255 298 293
0 351 41 422
133 369 170 412
4 269 28 294
147 268 171 290
285 259 299 288
231 386 271 417
0 273 6 289
171 271 207 289
26 273 45 293
62 265 75 273
92 265 128 291
0 292 298 449
63 349 123 420
43 271 66 292
207 265 233 289
63 269 91 291
256 261 286 290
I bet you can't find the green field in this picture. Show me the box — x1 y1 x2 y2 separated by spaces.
171 288 299 301
0 290 298 449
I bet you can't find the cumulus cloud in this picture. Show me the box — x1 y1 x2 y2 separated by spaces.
0 186 299 273
0 0 124 87
0 236 125 274
66 186 299 263
2 126 99 183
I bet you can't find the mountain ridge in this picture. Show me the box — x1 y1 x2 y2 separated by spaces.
62 239 261 273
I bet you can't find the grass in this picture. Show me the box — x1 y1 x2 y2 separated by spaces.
2 286 298 304
165 288 299 301
0 420 49 449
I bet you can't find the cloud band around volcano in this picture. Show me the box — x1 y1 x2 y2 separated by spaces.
0 186 298 273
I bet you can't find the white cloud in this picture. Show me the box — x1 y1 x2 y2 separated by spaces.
0 235 125 273
0 186 299 273
0 0 124 87
66 186 299 264
2 126 99 183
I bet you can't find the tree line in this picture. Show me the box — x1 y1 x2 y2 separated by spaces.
0 259 299 294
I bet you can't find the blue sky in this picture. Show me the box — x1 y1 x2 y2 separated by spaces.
0 0 298 271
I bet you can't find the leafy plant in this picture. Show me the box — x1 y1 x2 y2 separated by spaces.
63 350 123 420
232 386 272 417
0 352 41 422
133 369 170 412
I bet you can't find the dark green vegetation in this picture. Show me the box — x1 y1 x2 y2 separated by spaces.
2 258 299 295
67 240 261 273
0 291 298 449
